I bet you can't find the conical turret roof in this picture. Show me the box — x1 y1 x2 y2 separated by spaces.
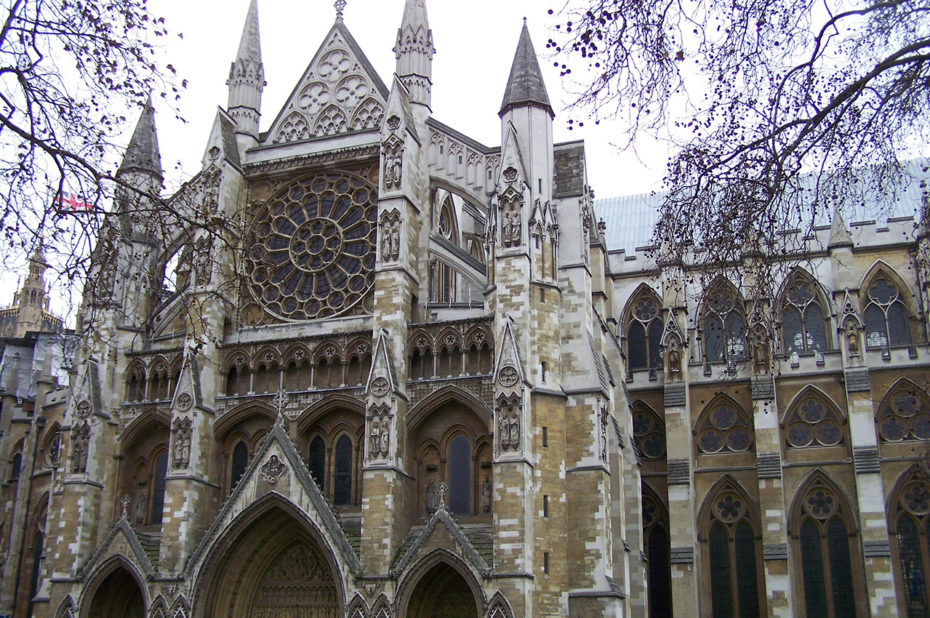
499 21 552 117
118 95 162 178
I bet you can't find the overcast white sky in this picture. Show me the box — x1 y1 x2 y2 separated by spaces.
148 0 667 197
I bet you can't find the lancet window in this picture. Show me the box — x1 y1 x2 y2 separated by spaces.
864 277 913 348
792 475 860 617
701 480 763 617
781 271 830 355
702 282 746 363
643 485 672 618
877 382 930 443
230 441 248 491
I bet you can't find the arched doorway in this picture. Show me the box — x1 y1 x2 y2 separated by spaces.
406 562 479 618
199 502 343 617
86 565 145 617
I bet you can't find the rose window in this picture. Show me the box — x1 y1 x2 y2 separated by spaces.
784 396 845 448
244 173 377 321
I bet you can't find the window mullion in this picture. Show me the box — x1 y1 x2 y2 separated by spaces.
822 525 835 618
730 524 740 615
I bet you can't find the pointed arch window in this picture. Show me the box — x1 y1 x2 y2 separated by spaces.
696 401 754 454
703 283 746 363
781 273 829 355
877 384 930 442
794 478 859 617
643 486 672 618
784 394 845 448
702 483 762 617
632 404 666 460
308 436 325 490
333 435 353 505
449 434 472 514
864 278 912 348
150 451 168 524
9 451 22 481
230 441 248 491
626 292 663 373
891 467 930 616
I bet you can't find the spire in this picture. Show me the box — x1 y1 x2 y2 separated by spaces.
394 0 434 109
118 95 162 179
228 0 265 142
499 21 553 117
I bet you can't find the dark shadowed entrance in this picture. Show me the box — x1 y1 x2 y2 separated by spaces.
86 566 145 618
406 562 479 618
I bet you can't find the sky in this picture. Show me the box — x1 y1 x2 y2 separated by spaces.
147 0 667 197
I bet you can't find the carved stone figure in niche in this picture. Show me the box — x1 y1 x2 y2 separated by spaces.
481 476 492 513
172 417 192 469
134 487 147 524
665 338 682 380
383 141 403 190
369 419 381 458
751 327 770 373
380 214 401 263
600 407 609 463
379 422 390 456
498 405 521 452
426 479 437 513
846 321 860 357
509 413 520 449
502 209 521 247
70 422 90 474
499 413 510 450
193 235 214 286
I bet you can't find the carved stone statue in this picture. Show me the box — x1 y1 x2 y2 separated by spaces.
70 422 90 474
134 488 147 524
172 417 192 469
383 143 403 190
503 210 521 247
481 476 492 513
751 329 770 373
426 479 437 513
846 321 860 357
665 338 681 380
499 413 510 450
379 422 390 456
508 413 520 449
370 419 381 458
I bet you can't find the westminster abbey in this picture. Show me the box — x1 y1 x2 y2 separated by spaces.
0 0 929 616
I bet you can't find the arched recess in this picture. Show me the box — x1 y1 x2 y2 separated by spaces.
486 591 515 618
780 386 848 450
193 494 346 618
395 549 484 618
858 259 921 348
118 411 170 527
622 283 664 376
214 402 276 495
81 556 147 618
787 470 865 617
295 395 366 507
875 378 930 443
776 268 833 355
888 463 930 615
408 387 493 519
697 475 765 618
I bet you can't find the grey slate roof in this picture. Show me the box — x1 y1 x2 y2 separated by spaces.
119 96 162 178
499 22 553 117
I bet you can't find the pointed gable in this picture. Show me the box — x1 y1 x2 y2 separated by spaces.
266 21 389 144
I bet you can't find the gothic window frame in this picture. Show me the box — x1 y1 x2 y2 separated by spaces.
632 401 667 461
408 329 434 380
414 422 493 519
437 194 460 244
124 361 146 402
623 286 664 376
876 379 930 443
282 344 312 392
8 442 23 482
701 279 747 364
313 342 344 389
888 462 930 616
694 396 755 455
781 388 847 450
642 483 672 618
229 439 249 494
788 471 865 617
697 476 766 618
148 448 169 525
778 269 832 357
860 265 917 350
42 424 62 468
148 357 170 402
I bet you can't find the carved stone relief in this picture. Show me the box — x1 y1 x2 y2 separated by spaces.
367 405 391 459
497 395 522 454
260 455 287 484
382 134 403 191
70 421 90 474
172 417 192 470
379 210 401 263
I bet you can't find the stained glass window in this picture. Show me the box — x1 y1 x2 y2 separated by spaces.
309 436 325 490
893 470 930 617
231 441 248 491
334 435 353 505
877 385 930 443
705 485 761 617
784 395 845 448
633 405 667 460
643 488 672 618
703 284 746 363
449 434 471 514
864 278 912 348
782 273 830 355
696 402 754 454
796 479 859 617
626 293 663 373
10 452 21 481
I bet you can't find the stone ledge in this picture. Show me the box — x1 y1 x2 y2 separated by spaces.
670 546 694 564
854 446 881 474
751 376 775 400
863 539 892 558
846 368 871 392
668 459 690 485
757 453 782 479
664 383 686 407
763 543 788 560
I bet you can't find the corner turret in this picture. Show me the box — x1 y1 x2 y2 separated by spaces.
227 0 265 148
117 95 162 187
394 0 434 111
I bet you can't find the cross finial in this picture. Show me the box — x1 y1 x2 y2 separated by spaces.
334 0 347 21
272 388 289 424
120 494 131 520
437 482 448 510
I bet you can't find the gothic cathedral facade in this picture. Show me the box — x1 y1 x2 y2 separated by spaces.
1 1 930 617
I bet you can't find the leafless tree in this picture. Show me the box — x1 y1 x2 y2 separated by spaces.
551 0 930 268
